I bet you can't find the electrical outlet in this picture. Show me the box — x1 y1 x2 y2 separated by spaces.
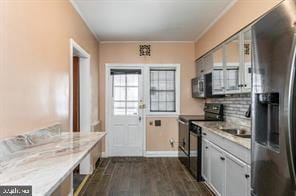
155 120 161 126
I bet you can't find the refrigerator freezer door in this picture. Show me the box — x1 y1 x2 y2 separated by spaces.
252 1 296 195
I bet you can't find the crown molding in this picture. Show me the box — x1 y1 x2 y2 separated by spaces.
194 0 237 43
99 40 195 44
69 0 100 42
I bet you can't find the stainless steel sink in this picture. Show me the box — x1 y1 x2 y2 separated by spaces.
219 128 251 138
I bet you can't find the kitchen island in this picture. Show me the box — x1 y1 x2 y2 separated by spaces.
0 130 106 196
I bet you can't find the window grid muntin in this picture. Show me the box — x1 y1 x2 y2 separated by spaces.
112 73 139 116
150 69 176 112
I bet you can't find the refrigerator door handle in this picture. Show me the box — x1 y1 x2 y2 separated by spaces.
287 34 296 187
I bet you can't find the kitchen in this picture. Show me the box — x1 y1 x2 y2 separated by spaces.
0 0 294 196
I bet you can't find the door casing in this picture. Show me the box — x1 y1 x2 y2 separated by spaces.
105 63 181 157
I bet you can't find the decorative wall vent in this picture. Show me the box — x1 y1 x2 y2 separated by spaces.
139 45 151 56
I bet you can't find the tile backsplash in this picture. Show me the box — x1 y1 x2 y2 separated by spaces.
206 93 251 127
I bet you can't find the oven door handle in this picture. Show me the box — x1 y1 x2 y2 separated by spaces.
177 119 188 125
179 146 186 153
190 131 198 137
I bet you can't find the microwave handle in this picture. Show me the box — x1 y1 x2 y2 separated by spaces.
177 119 188 125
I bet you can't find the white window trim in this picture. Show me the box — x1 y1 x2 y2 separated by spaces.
145 64 180 116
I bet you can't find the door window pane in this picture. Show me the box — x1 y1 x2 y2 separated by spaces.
114 87 125 101
127 102 138 115
127 74 138 86
127 87 138 101
112 71 140 116
113 75 126 86
114 108 126 115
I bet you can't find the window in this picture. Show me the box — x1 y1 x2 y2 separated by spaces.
149 69 176 112
112 69 141 116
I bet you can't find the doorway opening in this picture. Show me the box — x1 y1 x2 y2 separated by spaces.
106 65 145 157
69 39 92 192
73 56 80 133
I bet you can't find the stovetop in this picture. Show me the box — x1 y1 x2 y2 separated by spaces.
178 103 223 123
178 115 221 123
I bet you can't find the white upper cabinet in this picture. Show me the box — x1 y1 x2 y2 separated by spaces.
203 53 213 74
195 58 204 77
195 26 252 95
196 53 213 77
225 34 241 94
242 29 252 92
212 47 225 95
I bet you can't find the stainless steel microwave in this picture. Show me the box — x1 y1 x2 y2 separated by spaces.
192 73 223 98
192 75 205 98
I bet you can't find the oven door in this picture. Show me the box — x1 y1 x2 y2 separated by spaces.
189 126 202 181
178 119 189 168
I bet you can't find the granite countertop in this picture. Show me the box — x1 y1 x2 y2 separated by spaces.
192 121 251 149
0 132 106 196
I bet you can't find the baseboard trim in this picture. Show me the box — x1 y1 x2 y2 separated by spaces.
145 151 178 157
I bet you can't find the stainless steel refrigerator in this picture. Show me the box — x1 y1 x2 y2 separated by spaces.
252 0 296 195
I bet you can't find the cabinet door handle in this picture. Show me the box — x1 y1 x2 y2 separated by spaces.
202 133 207 136
205 146 208 149
245 174 250 178
220 157 225 161
244 84 247 87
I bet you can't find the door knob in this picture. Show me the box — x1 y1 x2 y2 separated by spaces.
139 100 146 109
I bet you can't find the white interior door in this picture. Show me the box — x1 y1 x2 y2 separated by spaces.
108 67 144 156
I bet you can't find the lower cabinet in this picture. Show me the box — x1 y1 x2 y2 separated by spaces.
209 143 226 195
202 138 210 181
202 139 250 196
225 152 250 196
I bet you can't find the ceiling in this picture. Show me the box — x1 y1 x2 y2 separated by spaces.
71 0 235 42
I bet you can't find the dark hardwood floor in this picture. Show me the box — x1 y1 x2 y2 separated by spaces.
80 157 215 196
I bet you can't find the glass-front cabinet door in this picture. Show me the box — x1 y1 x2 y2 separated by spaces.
212 47 225 95
224 35 241 93
242 29 252 92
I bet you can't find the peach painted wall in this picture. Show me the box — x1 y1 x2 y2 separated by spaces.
0 1 100 138
194 0 283 59
99 42 204 151
146 117 178 151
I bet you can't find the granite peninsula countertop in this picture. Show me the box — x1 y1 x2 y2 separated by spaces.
192 121 251 149
0 131 106 196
